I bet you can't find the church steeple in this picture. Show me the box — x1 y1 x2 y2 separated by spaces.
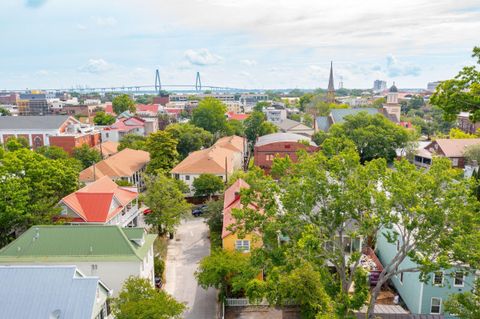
326 61 335 103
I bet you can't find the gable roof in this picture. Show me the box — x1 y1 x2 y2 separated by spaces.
222 179 254 238
79 148 150 182
275 118 312 131
428 139 480 157
60 176 138 223
0 225 156 262
171 135 245 175
0 115 73 130
330 108 379 124
107 116 145 132
255 132 317 147
226 111 250 121
316 116 330 132
94 141 119 158
0 265 110 319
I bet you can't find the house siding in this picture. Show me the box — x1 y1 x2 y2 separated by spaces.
376 228 475 318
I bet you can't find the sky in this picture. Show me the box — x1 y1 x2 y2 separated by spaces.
0 0 479 90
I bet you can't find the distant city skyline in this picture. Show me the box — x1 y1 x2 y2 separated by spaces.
0 0 479 90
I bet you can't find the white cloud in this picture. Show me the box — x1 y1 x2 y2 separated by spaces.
94 16 117 27
184 48 223 66
76 24 87 30
78 59 113 74
239 71 251 77
385 55 421 77
240 59 257 66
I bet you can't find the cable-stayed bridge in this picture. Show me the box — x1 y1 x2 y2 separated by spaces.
2 70 264 94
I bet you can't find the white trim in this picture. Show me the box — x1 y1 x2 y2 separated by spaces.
418 282 424 313
430 297 442 315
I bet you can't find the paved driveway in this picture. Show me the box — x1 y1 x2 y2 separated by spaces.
164 217 217 319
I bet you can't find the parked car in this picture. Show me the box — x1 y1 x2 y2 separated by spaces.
192 205 207 217
143 208 152 215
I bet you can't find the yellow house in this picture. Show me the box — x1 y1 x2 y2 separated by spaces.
222 179 263 253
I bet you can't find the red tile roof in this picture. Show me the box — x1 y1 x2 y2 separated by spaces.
227 112 250 121
60 176 138 223
222 179 255 239
136 104 159 114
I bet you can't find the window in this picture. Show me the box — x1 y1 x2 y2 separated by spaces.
399 272 404 284
266 154 274 161
451 158 459 167
454 271 464 287
430 297 441 314
235 240 250 252
185 175 190 181
433 272 443 286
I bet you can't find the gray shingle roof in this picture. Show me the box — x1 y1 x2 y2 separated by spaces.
330 108 379 124
0 115 71 130
255 132 317 147
0 265 109 319
316 116 330 131
274 118 302 131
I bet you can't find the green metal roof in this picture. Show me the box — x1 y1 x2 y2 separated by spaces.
0 225 156 263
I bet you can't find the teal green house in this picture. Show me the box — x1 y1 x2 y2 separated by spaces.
376 229 475 318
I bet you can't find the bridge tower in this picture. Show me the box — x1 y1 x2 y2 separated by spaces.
195 72 202 92
155 69 162 95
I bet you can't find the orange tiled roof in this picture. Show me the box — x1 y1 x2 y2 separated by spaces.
94 141 119 158
60 176 138 223
170 136 245 175
79 148 150 182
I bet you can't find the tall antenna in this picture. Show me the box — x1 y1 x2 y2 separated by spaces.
339 76 344 89
195 72 202 92
155 69 162 95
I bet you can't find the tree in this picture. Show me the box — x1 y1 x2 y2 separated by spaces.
244 112 278 144
5 137 29 151
165 123 213 159
444 278 480 319
225 119 245 136
430 46 480 121
372 97 386 108
191 98 228 135
93 111 116 125
192 174 224 197
118 134 147 151
253 101 270 112
449 127 476 139
230 149 480 318
0 107 11 116
135 94 155 104
311 131 328 146
465 144 480 164
145 131 179 174
72 144 102 169
298 93 314 112
0 148 80 246
196 249 259 297
112 276 185 319
112 94 136 115
144 175 190 235
330 112 411 163
35 146 69 160
203 199 224 249
158 113 175 130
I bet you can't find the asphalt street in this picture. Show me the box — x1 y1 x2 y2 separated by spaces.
164 217 218 319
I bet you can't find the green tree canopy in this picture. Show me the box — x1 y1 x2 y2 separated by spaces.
253 101 270 112
165 123 213 159
225 119 245 136
244 111 278 144
0 107 11 116
192 174 224 197
5 136 29 152
444 279 480 319
329 112 411 163
118 134 147 151
35 145 69 160
112 276 186 319
191 98 228 135
144 175 190 235
464 144 480 164
93 111 116 125
0 148 80 246
430 46 480 121
112 94 136 115
145 131 179 174
72 144 102 169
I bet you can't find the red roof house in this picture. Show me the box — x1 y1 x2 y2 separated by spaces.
58 176 141 227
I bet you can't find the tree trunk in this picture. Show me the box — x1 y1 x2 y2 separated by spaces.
366 271 387 318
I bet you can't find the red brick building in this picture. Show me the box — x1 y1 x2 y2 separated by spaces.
254 133 319 173
0 115 100 154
